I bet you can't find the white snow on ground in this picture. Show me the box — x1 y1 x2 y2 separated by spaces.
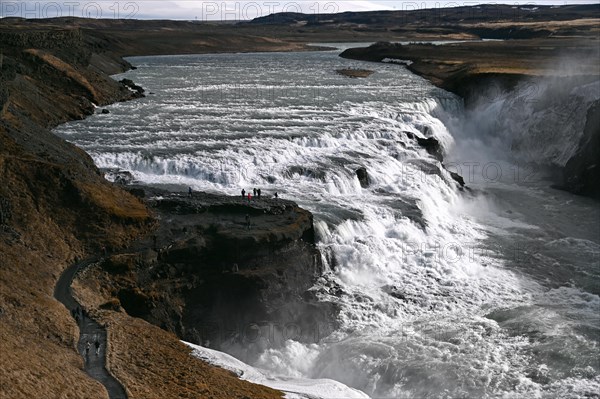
381 57 413 65
184 341 370 399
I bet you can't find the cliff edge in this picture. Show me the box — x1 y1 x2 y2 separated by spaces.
0 25 152 399
0 21 312 399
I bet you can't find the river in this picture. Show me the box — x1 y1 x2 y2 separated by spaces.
54 46 599 398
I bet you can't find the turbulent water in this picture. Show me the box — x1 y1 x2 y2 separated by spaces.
54 47 600 398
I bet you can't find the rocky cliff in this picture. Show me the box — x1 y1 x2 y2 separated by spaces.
74 190 334 358
0 24 153 399
562 100 600 199
0 20 322 399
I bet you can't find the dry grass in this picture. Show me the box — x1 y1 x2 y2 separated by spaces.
24 49 99 101
0 126 150 398
467 18 600 30
77 181 151 222
0 153 108 398
72 253 286 398
103 313 283 399
0 252 109 399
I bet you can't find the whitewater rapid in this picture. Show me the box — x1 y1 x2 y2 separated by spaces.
54 47 599 398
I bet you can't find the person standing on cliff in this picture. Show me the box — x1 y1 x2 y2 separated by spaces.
188 187 193 197
242 188 246 199
274 192 278 199
253 188 257 197
247 193 252 202
257 188 262 198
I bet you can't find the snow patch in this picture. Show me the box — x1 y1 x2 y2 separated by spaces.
185 341 370 399
382 58 413 66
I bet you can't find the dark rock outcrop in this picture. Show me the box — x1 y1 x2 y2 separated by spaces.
90 189 334 352
416 137 444 161
562 100 600 199
286 165 326 181
104 169 134 185
356 167 370 188
449 171 466 187
120 78 145 97
406 159 444 178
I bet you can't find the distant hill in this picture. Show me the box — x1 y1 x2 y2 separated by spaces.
246 4 599 27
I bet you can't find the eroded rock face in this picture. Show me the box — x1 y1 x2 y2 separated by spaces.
450 171 466 187
563 100 600 199
416 137 444 162
93 189 336 352
119 78 145 97
0 23 153 399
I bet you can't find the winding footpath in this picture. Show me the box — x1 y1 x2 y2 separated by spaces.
54 258 128 399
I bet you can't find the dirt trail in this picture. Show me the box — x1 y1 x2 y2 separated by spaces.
54 259 128 399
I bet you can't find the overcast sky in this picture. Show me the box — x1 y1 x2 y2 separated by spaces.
2 1 598 20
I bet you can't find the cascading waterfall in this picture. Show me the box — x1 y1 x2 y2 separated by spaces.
443 77 600 174
54 48 599 398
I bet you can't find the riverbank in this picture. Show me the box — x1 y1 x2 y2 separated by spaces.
339 38 599 101
0 23 153 397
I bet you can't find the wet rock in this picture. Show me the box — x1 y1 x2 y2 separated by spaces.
406 159 443 178
382 285 406 300
416 137 444 161
95 189 332 350
104 169 134 185
120 78 145 96
562 100 600 199
380 194 426 229
356 167 370 188
286 165 326 181
115 172 133 185
101 109 110 114
450 171 466 187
